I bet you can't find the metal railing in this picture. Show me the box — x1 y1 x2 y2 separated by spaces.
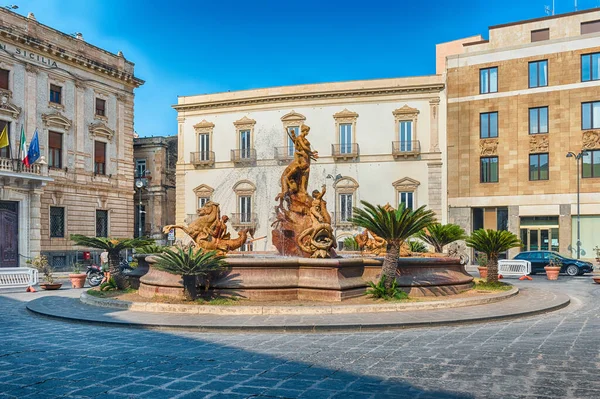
231 148 257 164
229 212 258 228
331 143 359 159
190 151 215 167
392 140 421 157
274 146 294 162
0 157 46 175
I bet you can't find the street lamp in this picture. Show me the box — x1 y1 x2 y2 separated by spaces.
326 173 343 245
134 177 147 238
566 150 588 259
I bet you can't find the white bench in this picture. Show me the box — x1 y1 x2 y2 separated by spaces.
0 267 38 289
498 260 532 280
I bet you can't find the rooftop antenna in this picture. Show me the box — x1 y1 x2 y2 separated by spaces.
545 0 555 15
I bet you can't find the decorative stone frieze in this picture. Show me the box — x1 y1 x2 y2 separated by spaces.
479 139 499 156
582 130 600 150
281 111 306 130
88 122 115 141
233 180 256 196
529 135 549 153
393 104 419 121
42 112 72 130
0 101 21 119
392 177 420 192
233 116 256 131
193 184 214 200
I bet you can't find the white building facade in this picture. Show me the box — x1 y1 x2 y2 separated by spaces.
174 76 447 251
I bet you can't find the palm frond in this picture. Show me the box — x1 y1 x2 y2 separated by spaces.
465 229 522 256
153 246 227 277
416 223 466 253
70 234 154 253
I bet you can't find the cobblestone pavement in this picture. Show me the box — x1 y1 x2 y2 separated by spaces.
1 277 599 399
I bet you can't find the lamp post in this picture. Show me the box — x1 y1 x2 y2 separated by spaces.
566 150 588 259
134 176 147 238
326 173 343 245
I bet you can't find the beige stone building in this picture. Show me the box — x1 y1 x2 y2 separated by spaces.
133 136 177 243
441 9 600 260
174 77 446 251
0 9 143 269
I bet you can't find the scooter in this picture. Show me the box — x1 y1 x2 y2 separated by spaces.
86 259 135 287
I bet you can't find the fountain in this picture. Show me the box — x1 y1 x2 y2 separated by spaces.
139 124 473 301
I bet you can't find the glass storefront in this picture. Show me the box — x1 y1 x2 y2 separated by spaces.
519 216 559 252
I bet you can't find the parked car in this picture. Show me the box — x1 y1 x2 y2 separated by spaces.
514 251 594 276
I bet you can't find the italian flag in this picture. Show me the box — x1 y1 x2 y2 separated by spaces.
19 125 28 165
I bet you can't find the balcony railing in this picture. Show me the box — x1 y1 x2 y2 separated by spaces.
392 140 421 158
274 146 294 163
331 143 359 160
190 151 215 167
0 157 46 175
229 213 258 229
231 148 257 164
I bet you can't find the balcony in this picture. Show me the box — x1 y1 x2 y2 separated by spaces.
229 213 258 229
231 148 257 165
274 146 294 163
392 140 421 158
190 151 215 167
331 143 359 160
0 157 53 188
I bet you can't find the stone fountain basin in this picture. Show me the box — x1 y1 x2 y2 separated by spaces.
139 255 473 302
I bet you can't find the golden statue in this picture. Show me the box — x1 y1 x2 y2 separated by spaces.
163 201 252 256
355 230 387 256
272 125 336 258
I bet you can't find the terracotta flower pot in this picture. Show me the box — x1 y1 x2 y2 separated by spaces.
40 283 62 290
592 276 600 284
477 266 488 279
544 266 561 280
69 273 87 289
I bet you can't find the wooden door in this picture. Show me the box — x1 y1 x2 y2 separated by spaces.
0 202 18 268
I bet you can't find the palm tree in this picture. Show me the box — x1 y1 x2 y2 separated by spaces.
152 246 227 300
416 223 466 253
465 229 522 283
70 234 154 289
350 201 436 288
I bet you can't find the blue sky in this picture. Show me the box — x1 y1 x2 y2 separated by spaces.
13 0 600 136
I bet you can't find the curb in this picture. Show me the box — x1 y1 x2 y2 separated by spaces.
79 287 519 315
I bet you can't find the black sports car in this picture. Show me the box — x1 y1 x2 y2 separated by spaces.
514 251 594 276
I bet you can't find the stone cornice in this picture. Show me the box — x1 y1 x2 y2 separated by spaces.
174 84 445 112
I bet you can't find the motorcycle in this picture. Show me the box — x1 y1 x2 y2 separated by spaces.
86 259 135 287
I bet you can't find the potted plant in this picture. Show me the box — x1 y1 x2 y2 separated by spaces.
28 255 62 290
465 229 522 283
69 263 87 289
545 255 562 281
475 253 488 279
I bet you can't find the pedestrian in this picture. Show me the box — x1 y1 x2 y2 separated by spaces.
100 249 110 284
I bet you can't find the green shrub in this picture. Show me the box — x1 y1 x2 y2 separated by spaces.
366 277 408 300
100 278 117 291
408 239 428 253
343 236 359 251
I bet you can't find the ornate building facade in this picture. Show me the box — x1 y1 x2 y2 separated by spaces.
174 76 446 251
441 9 600 259
0 9 143 268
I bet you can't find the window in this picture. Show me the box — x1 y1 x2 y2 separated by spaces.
96 210 108 237
239 195 252 223
48 131 62 169
582 150 600 178
95 98 106 117
529 60 548 88
531 28 549 42
339 193 353 222
582 101 600 130
134 205 146 238
50 84 62 104
529 107 548 134
239 129 251 158
0 120 9 158
480 156 499 183
581 20 600 35
399 192 414 210
50 207 65 238
94 141 106 175
0 69 9 90
480 67 498 94
198 197 209 209
339 123 352 154
287 126 299 157
480 112 498 138
581 53 600 82
135 159 146 178
529 153 549 181
198 133 210 160
399 121 413 151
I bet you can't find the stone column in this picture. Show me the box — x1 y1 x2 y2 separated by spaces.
427 162 443 220
75 81 86 169
177 116 185 163
429 98 440 152
508 206 520 258
449 207 472 235
559 204 572 256
25 65 38 139
29 189 43 259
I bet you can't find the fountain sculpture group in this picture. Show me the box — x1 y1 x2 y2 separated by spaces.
140 124 473 301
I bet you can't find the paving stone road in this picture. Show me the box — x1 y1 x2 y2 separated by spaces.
1 277 599 399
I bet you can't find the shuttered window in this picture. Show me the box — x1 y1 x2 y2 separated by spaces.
531 28 549 42
581 20 600 35
0 69 9 90
95 98 106 116
94 141 106 175
48 131 62 168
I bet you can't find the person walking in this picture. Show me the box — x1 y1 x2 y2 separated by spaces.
100 250 110 284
